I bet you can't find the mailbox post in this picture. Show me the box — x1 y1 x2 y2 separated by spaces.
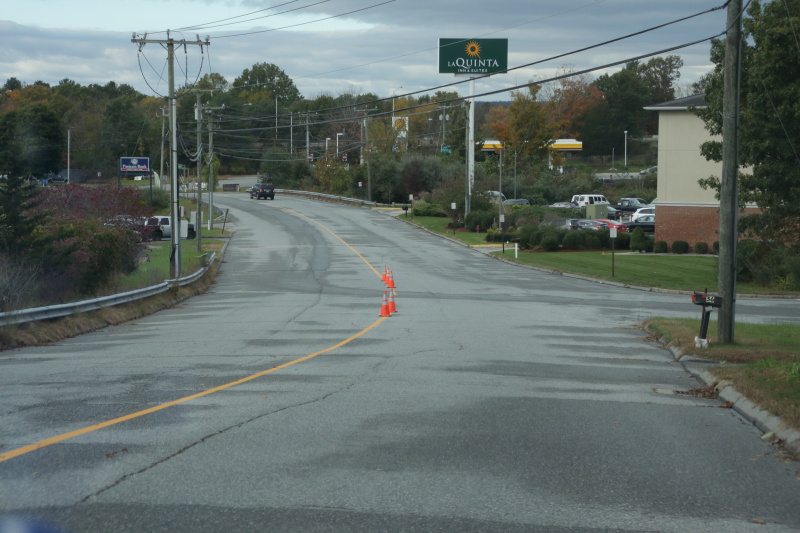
691 291 724 348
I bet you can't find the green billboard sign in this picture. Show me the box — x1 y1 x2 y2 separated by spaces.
438 38 508 75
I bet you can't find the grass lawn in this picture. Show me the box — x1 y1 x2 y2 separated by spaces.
400 214 489 246
115 236 227 292
499 250 720 292
404 216 796 296
646 318 800 431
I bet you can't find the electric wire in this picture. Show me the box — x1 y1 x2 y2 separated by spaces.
208 32 726 162
215 1 727 127
213 0 396 39
173 0 308 31
178 0 333 32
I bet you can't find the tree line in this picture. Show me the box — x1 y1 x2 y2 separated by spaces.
2 1 798 306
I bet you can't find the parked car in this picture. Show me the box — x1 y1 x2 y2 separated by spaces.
605 205 623 219
626 214 655 233
611 198 649 214
639 166 657 176
576 219 608 231
631 207 655 222
547 202 580 210
250 183 275 200
146 216 196 239
540 218 581 230
106 215 163 242
594 219 628 232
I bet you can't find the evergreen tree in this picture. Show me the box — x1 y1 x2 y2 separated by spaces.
695 0 800 245
0 173 45 255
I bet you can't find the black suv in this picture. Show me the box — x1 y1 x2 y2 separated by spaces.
250 183 275 200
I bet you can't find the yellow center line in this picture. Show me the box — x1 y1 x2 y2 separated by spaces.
275 205 383 279
1 209 389 463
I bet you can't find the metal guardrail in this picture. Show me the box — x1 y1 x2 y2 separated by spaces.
0 252 216 327
277 189 377 207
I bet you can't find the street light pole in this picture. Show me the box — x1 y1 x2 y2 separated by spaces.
337 132 343 158
624 130 628 169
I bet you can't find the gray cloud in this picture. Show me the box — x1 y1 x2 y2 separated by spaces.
0 0 727 99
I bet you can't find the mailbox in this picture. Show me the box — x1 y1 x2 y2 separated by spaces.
692 292 723 308
692 291 723 348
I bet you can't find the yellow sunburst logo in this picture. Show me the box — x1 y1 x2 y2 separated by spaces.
465 41 481 58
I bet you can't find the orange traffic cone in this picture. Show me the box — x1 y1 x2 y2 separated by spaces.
386 271 396 289
381 265 388 283
388 291 397 314
379 291 391 317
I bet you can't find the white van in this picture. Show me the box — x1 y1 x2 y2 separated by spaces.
486 190 507 205
571 194 609 206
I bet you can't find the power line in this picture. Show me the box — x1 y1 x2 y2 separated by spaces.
172 0 307 32
214 0 397 39
212 1 727 128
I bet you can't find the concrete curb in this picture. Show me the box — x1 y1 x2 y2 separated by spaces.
655 331 800 459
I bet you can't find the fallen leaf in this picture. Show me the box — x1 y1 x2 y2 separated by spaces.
751 519 766 524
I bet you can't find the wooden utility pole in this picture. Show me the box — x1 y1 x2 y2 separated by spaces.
131 33 209 278
204 105 224 231
195 92 204 252
718 0 743 343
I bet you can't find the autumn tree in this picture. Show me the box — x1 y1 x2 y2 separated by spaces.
544 68 604 139
481 105 511 144
507 84 556 159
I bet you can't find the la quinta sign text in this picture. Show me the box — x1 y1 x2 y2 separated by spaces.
438 38 508 75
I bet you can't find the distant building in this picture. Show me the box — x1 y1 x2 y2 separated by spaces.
644 94 755 249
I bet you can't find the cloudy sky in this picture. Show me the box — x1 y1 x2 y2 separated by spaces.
1 0 729 102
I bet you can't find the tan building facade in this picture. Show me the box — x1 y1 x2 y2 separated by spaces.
645 95 756 250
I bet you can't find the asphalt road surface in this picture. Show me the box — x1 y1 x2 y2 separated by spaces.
1 192 799 533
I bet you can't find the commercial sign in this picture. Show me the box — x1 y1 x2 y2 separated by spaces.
119 157 150 172
438 38 508 75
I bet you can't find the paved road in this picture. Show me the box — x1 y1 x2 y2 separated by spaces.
1 192 798 532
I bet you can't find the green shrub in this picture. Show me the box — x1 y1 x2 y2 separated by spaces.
562 231 584 249
464 210 497 232
541 233 561 251
613 231 631 250
713 241 720 254
672 240 690 254
630 227 649 252
486 228 517 242
695 241 709 254
584 233 601 250
412 201 448 217
736 239 760 281
653 240 668 253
